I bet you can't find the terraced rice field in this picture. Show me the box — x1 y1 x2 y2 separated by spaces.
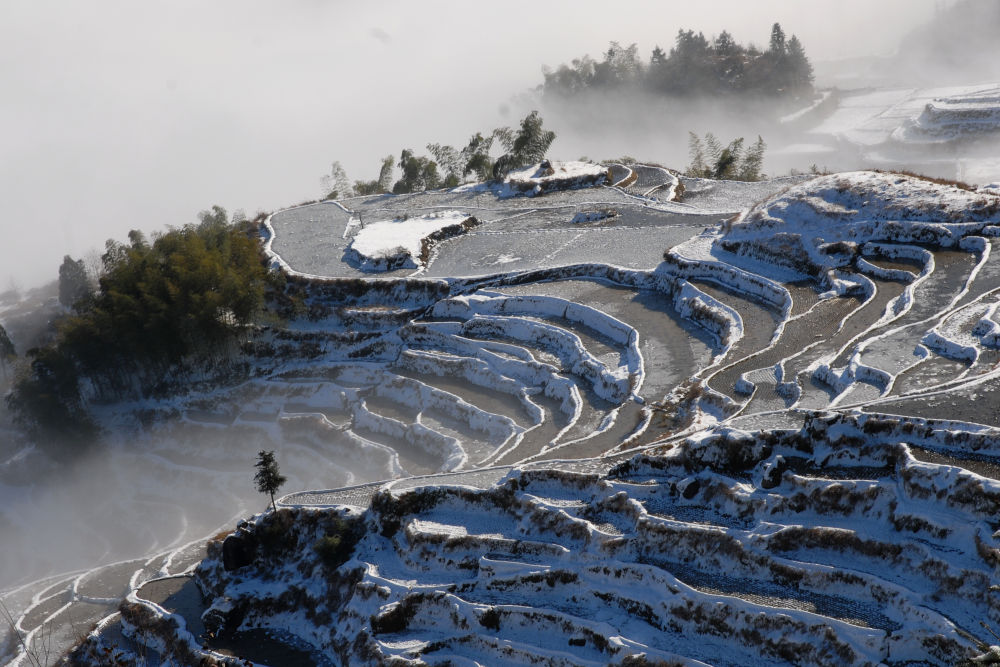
9 168 1000 665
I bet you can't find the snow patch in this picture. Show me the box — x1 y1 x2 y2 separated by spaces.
346 211 474 272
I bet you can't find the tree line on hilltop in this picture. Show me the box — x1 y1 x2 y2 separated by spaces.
7 207 273 448
541 23 813 102
323 110 557 199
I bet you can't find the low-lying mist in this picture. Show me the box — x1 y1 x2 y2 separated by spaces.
0 428 237 590
523 91 815 179
887 0 1000 87
530 87 1000 185
0 409 382 590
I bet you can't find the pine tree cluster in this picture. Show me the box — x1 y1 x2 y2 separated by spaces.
542 23 813 101
7 208 272 448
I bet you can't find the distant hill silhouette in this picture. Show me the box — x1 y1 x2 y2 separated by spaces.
540 23 813 103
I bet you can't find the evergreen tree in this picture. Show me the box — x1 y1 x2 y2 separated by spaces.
322 161 353 200
198 205 228 229
713 137 744 180
460 133 495 181
101 238 128 275
768 23 786 55
5 344 98 448
542 22 812 100
738 136 767 181
492 111 556 179
686 133 766 182
714 30 737 56
595 42 641 89
353 180 381 195
128 229 149 250
421 160 442 190
393 149 442 193
9 205 271 444
377 154 395 193
393 149 421 193
664 30 712 94
58 255 91 309
57 211 263 387
0 324 14 382
0 324 14 360
785 35 814 92
712 30 745 91
511 110 556 165
649 45 667 67
254 450 287 512
427 142 464 187
686 132 710 178
541 56 597 100
704 133 723 167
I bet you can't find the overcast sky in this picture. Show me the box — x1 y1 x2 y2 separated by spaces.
1 0 943 289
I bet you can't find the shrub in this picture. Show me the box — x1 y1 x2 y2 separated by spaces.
313 516 362 569
255 508 298 556
313 534 342 564
479 607 501 630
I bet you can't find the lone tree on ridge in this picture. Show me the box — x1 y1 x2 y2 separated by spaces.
254 450 287 512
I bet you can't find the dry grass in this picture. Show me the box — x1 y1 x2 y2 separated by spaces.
208 528 233 544
874 169 977 191
614 168 639 189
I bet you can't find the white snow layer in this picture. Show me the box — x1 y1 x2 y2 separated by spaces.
347 211 472 272
181 412 1000 666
